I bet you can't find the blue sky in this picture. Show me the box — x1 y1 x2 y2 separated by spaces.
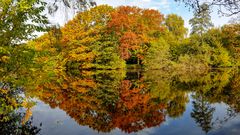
95 0 235 30
48 0 236 32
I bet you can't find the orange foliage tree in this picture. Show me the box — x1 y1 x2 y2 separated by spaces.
107 6 165 64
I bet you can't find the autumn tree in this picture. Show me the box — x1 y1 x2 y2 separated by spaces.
52 5 125 69
107 6 164 65
26 4 240 71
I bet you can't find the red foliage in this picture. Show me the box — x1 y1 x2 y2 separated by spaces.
107 6 164 60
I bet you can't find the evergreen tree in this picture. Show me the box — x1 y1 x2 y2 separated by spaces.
189 3 213 36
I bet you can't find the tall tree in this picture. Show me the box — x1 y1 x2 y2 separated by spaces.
189 3 213 36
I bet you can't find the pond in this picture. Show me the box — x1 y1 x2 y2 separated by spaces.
1 69 240 135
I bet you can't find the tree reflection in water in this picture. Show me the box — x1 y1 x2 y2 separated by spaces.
0 83 41 135
191 93 215 133
1 69 240 134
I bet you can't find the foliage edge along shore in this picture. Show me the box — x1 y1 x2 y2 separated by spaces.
1 3 240 75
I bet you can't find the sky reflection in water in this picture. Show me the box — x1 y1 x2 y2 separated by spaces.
1 69 240 135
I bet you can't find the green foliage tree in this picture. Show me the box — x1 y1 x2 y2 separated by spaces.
0 0 49 78
93 35 126 69
221 24 240 66
189 3 213 36
203 28 232 67
143 38 170 70
0 0 48 46
165 14 187 41
164 14 188 65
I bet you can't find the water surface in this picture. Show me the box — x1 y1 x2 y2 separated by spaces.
1 69 240 135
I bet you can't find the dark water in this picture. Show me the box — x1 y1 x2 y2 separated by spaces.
1 69 240 135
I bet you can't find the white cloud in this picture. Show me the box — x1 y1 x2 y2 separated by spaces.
158 0 168 5
142 0 151 2
155 0 170 9
149 7 158 10
95 0 170 10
